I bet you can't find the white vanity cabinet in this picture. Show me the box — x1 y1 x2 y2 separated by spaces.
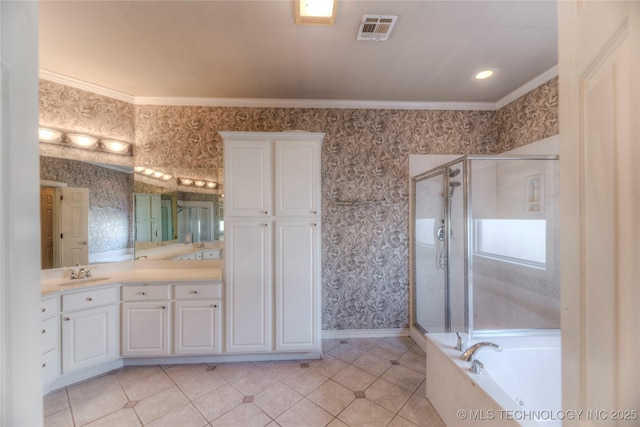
40 296 59 386
221 131 323 354
60 286 118 374
173 283 222 355
121 284 171 357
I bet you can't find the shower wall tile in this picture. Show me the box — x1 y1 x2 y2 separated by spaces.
38 77 558 331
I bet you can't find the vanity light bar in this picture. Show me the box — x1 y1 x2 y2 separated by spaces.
38 127 132 156
178 177 217 189
134 167 172 181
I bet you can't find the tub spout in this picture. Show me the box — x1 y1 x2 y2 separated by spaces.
459 342 502 361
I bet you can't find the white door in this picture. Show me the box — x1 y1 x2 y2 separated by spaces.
135 194 161 242
174 300 221 354
275 140 321 217
57 187 89 267
225 221 271 352
61 304 117 374
559 1 640 420
275 221 320 351
224 140 271 218
121 302 170 356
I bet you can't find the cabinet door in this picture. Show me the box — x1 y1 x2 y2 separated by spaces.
121 302 170 356
275 221 320 351
61 304 118 374
174 300 221 355
224 140 271 218
225 221 271 352
275 140 321 217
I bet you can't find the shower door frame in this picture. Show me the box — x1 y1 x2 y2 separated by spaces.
412 156 469 334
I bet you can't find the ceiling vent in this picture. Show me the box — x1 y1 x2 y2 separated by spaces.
356 15 398 41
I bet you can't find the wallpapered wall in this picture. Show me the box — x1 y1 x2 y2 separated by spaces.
39 77 559 330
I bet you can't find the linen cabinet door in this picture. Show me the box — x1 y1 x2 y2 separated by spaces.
225 221 272 352
274 139 321 217
274 221 320 351
224 140 271 218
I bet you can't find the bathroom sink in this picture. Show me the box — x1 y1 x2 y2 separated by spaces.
56 276 110 286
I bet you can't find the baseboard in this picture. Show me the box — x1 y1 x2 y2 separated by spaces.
321 328 409 339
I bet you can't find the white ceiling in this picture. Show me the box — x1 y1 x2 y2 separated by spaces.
39 0 558 106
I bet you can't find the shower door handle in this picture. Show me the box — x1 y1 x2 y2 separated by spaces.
437 225 445 241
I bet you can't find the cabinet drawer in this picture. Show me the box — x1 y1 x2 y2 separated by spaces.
122 284 171 301
40 297 57 321
202 249 221 259
61 287 116 312
40 316 58 354
174 283 222 299
42 348 59 385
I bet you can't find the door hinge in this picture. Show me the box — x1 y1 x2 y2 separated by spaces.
60 233 63 239
60 195 63 201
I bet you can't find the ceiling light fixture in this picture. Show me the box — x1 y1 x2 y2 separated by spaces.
474 69 495 80
295 0 337 25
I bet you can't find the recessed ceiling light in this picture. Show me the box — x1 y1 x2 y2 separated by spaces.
475 69 495 80
295 0 337 25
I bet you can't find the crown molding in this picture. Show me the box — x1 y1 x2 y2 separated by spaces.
39 66 558 112
495 65 558 109
39 69 136 104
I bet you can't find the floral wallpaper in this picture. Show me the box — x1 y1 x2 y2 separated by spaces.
39 77 559 331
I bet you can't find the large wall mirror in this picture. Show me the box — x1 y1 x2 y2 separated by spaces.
133 167 223 261
40 156 135 269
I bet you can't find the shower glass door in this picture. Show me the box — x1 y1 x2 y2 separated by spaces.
447 162 466 333
414 171 446 332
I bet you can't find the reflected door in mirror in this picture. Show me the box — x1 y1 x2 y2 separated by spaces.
135 194 162 242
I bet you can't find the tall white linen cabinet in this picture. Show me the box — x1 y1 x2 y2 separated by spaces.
220 131 324 355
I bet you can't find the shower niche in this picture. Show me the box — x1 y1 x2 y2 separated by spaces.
412 155 560 334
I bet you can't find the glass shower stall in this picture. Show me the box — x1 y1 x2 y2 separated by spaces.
412 155 560 334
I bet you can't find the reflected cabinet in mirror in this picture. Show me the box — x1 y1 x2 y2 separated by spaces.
133 167 223 261
40 156 135 269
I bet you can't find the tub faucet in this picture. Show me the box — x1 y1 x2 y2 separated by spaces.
459 342 502 361
455 332 465 351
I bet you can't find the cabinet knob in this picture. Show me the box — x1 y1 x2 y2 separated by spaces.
42 363 46 368
313 223 317 227
141 292 146 296
193 290 198 294
41 329 46 334
86 297 93 301
313 210 317 214
41 308 46 313
263 223 268 227
162 305 166 309
263 211 268 215
64 317 70 321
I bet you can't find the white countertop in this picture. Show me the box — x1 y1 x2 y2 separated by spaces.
41 260 223 296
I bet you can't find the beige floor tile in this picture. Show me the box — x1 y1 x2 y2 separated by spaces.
384 337 416 351
327 418 349 427
352 352 392 376
321 339 341 353
347 337 381 351
275 398 334 427
146 403 209 427
399 350 426 373
162 363 209 383
120 370 174 402
44 388 69 417
227 369 279 396
43 407 73 427
69 384 129 426
281 366 328 395
381 365 425 392
214 362 259 382
115 365 163 384
398 395 446 427
83 408 142 427
308 354 348 377
192 382 244 422
331 365 377 392
327 343 366 363
415 379 427 398
177 369 227 400
369 341 408 361
256 360 301 379
210 402 271 427
338 398 395 427
134 385 188 424
388 415 420 427
67 373 121 406
253 382 303 418
364 378 412 413
307 380 355 416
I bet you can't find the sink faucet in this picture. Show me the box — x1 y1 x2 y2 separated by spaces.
77 267 91 279
459 342 502 361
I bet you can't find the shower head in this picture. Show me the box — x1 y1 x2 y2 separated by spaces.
449 168 461 178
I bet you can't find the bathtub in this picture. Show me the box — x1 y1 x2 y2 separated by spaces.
426 331 561 427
